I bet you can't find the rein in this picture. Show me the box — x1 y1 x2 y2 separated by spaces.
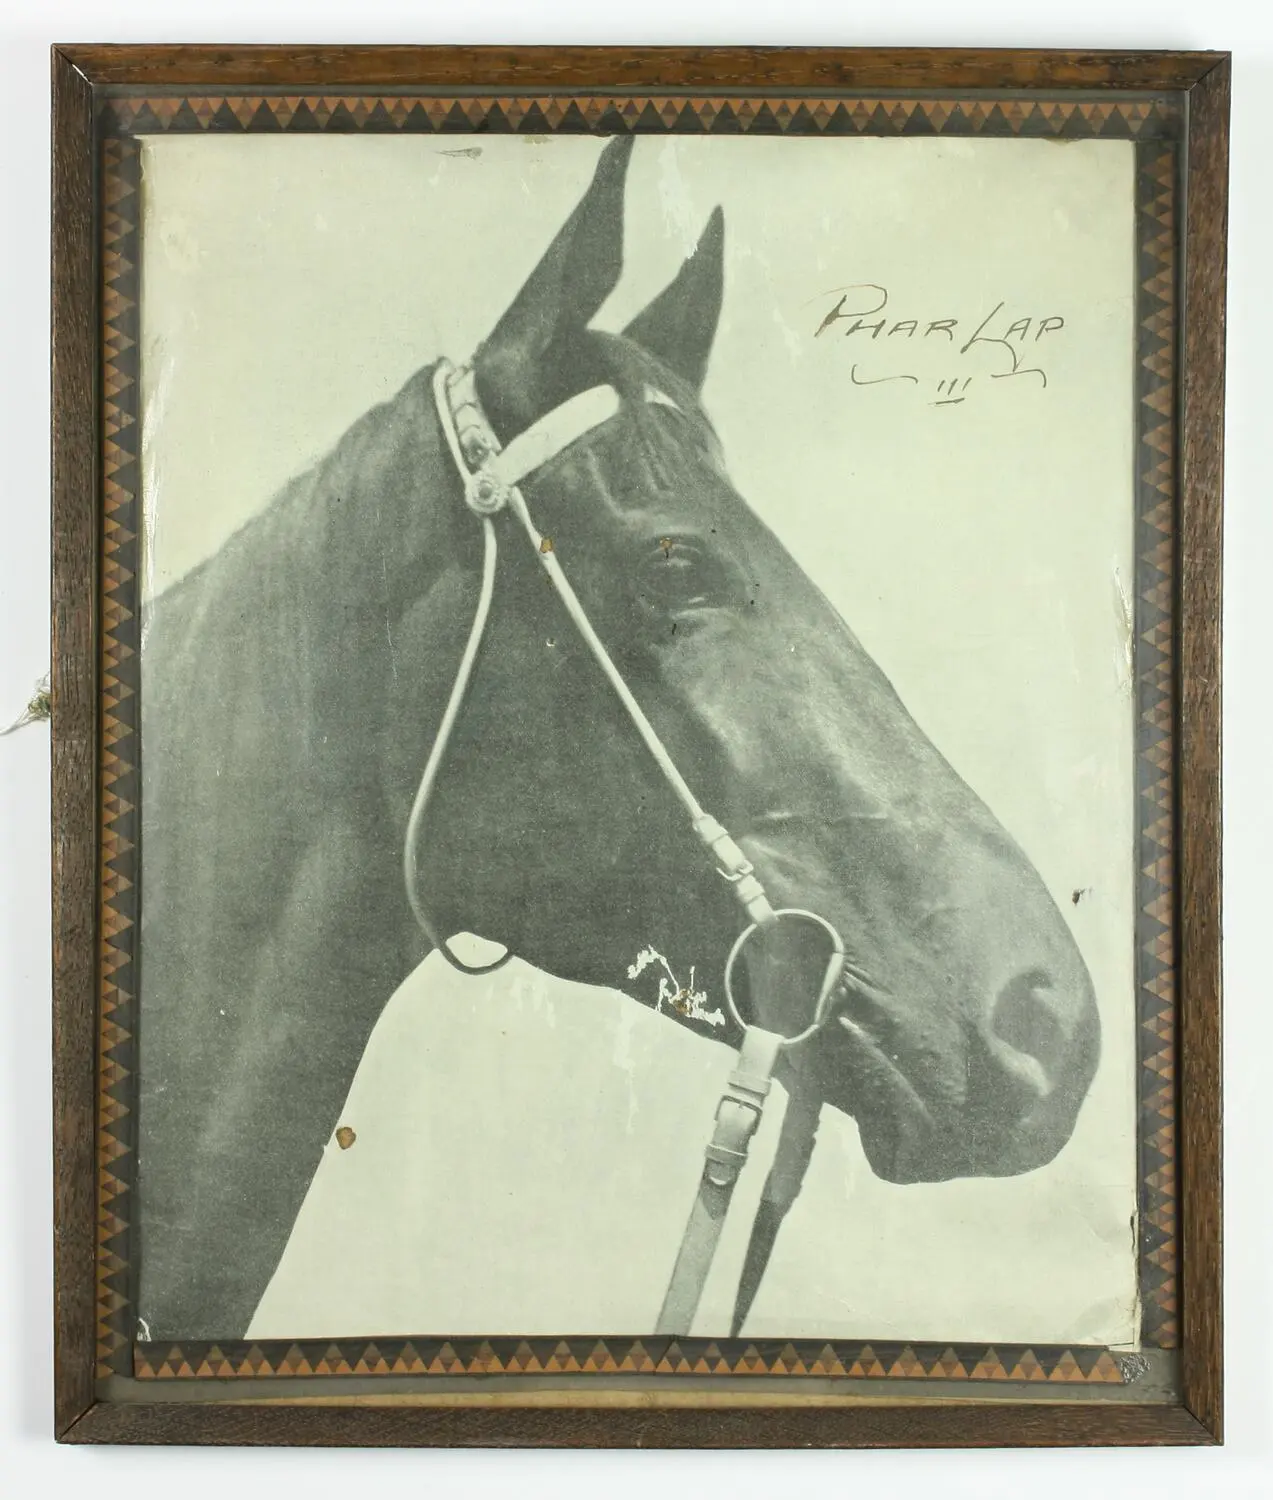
404 357 846 1335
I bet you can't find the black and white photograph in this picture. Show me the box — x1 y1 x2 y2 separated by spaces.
133 129 1140 1349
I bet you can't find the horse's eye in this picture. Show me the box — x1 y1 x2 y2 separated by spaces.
639 539 725 616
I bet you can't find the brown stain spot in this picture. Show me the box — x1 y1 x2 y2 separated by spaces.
672 989 691 1016
335 1126 357 1150
540 536 554 554
659 536 674 558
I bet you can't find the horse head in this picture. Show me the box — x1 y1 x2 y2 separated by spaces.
384 136 1100 1189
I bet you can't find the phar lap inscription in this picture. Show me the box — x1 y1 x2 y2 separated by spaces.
813 284 1066 405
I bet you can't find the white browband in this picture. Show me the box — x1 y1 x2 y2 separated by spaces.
492 385 623 488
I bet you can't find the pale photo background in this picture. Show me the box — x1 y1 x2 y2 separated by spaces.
138 132 1138 1345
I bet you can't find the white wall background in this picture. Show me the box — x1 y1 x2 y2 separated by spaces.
0 0 1268 1492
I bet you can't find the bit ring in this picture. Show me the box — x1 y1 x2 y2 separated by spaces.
722 908 846 1047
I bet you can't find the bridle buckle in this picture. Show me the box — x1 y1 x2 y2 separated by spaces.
464 469 511 517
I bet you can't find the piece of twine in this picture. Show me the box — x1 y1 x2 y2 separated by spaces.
1 673 51 736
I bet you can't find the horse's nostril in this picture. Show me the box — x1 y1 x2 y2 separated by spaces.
987 968 1068 1101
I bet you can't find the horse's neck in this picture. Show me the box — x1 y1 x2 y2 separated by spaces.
253 362 457 634
141 361 464 876
151 362 456 729
137 365 463 1339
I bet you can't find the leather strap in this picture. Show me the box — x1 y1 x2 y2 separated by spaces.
491 385 622 488
729 1081 822 1336
655 1026 784 1336
415 358 835 1333
407 360 777 977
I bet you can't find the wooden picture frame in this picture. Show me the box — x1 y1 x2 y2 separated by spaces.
50 44 1227 1448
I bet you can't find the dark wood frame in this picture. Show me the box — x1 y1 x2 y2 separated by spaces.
50 44 1227 1448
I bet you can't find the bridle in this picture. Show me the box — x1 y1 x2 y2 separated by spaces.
404 357 847 1336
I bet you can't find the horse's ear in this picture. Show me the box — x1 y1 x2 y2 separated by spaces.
479 135 632 372
623 207 724 391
